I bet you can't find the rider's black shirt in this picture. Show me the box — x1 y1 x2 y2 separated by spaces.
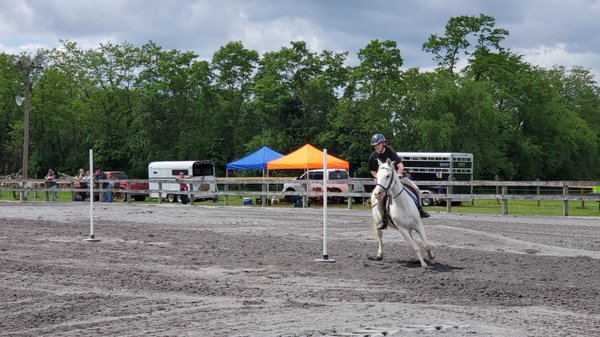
368 145 402 173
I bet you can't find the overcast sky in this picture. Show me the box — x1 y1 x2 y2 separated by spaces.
1 0 599 81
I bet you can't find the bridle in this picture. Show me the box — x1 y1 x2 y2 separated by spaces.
375 164 405 199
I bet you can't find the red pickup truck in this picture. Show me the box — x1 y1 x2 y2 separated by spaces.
73 170 149 201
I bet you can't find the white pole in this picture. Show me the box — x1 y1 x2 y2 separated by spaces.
316 148 335 262
85 149 100 242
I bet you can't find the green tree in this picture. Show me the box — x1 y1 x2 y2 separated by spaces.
253 41 347 154
0 53 24 174
423 14 508 75
324 39 402 175
211 41 259 163
136 42 200 166
400 70 512 179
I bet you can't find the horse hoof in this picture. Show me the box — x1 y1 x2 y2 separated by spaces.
367 255 383 261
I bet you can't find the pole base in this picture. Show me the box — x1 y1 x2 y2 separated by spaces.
315 255 336 263
85 235 100 242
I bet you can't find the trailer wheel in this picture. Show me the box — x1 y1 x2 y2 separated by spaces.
167 194 176 202
284 188 298 203
421 191 434 207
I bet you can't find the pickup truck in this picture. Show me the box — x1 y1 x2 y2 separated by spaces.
72 170 149 201
282 169 370 204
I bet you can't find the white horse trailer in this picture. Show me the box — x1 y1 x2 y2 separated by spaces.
148 160 218 202
396 152 474 206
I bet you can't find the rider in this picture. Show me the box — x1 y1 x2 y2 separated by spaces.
368 133 430 229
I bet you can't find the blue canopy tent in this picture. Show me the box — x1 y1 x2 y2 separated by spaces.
226 146 284 172
225 146 284 206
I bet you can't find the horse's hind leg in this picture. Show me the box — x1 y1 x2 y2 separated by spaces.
398 227 427 267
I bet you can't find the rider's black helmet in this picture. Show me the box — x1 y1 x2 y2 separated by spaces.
371 134 386 146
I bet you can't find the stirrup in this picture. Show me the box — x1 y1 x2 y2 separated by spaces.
419 208 431 218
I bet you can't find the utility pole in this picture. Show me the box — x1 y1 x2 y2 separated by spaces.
13 54 41 201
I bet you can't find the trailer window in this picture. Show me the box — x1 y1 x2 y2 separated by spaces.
172 169 189 176
192 163 214 177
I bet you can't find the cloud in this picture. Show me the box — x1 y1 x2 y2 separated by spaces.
518 43 600 79
0 0 598 81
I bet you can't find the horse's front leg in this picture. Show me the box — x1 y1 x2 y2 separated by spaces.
371 196 385 260
372 212 384 260
398 227 428 267
414 226 435 260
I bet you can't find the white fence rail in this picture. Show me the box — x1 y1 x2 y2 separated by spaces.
1 178 599 216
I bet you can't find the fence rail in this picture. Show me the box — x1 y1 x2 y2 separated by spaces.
1 178 599 216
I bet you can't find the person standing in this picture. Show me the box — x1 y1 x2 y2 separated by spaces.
368 134 430 229
94 169 108 202
74 168 87 201
105 175 116 203
44 169 57 202
176 172 190 204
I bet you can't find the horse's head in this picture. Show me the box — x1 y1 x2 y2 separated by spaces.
372 158 396 201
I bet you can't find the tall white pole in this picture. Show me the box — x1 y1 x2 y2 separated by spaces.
316 148 335 262
86 149 100 242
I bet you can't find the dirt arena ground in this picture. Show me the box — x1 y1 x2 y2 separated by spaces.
0 202 599 337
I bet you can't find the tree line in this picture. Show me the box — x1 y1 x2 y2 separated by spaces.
1 14 599 180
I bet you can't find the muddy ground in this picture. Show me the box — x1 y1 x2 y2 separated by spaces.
0 202 599 337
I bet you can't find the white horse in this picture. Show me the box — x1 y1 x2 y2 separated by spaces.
371 158 435 267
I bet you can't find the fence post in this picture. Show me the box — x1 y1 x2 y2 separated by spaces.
536 178 542 207
495 175 500 204
20 180 26 202
347 183 353 209
262 179 267 207
563 185 569 216
158 182 162 204
502 186 508 215
189 182 194 205
446 184 453 213
98 181 103 202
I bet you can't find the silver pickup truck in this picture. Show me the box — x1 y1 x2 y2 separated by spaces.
282 169 369 203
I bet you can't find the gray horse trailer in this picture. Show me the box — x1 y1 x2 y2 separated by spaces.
396 152 474 206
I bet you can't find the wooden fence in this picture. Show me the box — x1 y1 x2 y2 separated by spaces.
1 178 599 216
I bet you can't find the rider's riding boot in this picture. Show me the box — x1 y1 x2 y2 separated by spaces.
377 204 388 230
377 216 388 230
418 206 430 218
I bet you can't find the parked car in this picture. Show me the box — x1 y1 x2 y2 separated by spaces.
282 169 369 204
72 170 149 201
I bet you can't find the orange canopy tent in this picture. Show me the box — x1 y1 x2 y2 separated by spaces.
267 144 349 170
